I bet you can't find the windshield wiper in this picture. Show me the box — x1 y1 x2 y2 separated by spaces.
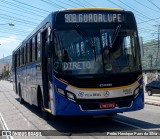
110 24 121 47
74 25 97 60
74 25 95 48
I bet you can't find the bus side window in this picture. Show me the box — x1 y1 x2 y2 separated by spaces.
35 35 37 61
37 33 41 60
27 42 30 63
20 48 22 66
22 48 23 65
22 47 24 65
20 48 24 66
15 54 17 68
24 44 27 64
30 39 32 63
32 37 36 62
12 54 14 70
13 54 16 68
14 54 16 69
17 50 20 67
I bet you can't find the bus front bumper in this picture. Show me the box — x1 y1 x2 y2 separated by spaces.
54 90 144 116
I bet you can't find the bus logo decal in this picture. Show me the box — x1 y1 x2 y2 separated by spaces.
78 91 84 97
104 91 110 97
99 83 112 87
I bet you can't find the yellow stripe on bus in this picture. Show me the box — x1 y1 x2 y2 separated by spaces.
68 82 137 91
68 8 123 11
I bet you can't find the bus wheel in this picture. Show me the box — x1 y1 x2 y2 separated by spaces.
19 85 24 104
39 96 50 120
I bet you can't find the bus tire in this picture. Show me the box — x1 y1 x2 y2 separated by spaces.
19 85 24 104
38 91 49 120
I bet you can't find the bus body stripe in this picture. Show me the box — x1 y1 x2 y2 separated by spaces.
68 8 123 11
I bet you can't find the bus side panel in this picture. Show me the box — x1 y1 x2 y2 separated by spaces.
16 68 20 95
23 66 27 102
17 62 43 106
12 69 16 93
26 65 33 104
20 65 30 104
31 62 43 106
21 66 25 101
31 64 37 106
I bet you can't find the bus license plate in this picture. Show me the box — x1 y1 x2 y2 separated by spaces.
100 102 116 109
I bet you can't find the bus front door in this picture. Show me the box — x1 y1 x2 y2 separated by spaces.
41 27 52 111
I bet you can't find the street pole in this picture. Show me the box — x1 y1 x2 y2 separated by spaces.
155 25 160 67
158 26 159 52
150 55 152 68
3 54 4 63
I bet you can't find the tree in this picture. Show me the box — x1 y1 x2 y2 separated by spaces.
2 66 9 79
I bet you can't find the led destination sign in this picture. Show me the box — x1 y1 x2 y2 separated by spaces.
64 13 125 23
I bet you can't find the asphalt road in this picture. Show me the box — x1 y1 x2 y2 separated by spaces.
0 80 160 139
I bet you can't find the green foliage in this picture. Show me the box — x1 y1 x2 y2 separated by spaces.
2 70 9 78
141 40 160 70
2 67 9 79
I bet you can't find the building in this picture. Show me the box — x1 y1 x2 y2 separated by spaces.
0 62 11 77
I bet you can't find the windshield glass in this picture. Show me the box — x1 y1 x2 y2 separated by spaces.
53 28 141 75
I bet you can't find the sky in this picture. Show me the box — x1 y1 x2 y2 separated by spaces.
0 0 160 59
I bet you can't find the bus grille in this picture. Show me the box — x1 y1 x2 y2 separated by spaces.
70 74 136 88
78 95 133 110
55 72 141 88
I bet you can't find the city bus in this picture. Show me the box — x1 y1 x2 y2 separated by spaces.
12 8 144 118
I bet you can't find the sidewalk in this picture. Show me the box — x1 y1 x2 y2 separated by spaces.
144 93 160 106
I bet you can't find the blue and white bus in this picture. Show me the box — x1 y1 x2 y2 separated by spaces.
12 8 144 118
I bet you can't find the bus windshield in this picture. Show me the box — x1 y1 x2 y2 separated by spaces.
53 28 141 75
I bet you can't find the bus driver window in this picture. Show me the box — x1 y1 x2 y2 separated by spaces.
61 49 70 62
103 47 119 72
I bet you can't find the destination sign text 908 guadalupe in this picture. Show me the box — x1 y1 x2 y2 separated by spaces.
64 13 125 23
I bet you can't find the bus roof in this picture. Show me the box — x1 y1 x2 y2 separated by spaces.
13 8 129 53
66 8 124 11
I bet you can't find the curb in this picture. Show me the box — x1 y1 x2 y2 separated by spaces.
145 101 160 106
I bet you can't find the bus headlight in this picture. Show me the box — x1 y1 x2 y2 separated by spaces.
67 92 76 102
134 87 139 96
56 86 76 102
134 84 143 98
57 87 65 96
